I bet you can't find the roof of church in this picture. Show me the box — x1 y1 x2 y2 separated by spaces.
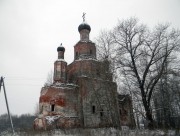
57 43 65 52
78 22 91 32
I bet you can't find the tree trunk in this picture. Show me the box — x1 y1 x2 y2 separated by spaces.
145 108 154 129
140 86 154 129
142 97 154 129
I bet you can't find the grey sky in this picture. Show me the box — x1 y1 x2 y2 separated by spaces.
0 0 180 115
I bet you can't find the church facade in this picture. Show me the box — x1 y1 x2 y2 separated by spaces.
34 20 135 130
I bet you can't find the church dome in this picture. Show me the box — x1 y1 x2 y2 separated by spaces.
78 22 91 32
57 44 65 52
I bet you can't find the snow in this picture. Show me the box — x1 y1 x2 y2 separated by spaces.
66 83 77 86
45 115 78 125
79 40 93 43
80 75 88 77
45 115 60 125
44 82 78 90
53 82 78 87
63 116 78 118
54 82 65 86
1 129 179 136
75 57 99 62
55 59 66 63
52 86 74 89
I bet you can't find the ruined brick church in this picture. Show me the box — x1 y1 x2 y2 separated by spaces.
34 18 135 130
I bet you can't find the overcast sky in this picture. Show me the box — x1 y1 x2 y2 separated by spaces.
0 0 180 116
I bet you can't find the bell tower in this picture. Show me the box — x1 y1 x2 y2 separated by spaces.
53 43 67 83
74 13 96 60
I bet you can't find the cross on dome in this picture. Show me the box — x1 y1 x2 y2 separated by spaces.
82 12 86 22
78 13 91 32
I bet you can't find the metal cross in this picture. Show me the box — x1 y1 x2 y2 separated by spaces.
82 12 86 22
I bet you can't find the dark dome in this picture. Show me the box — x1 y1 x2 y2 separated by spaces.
57 45 65 52
78 22 91 32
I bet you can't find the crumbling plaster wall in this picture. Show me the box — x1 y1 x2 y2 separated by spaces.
77 77 120 128
39 86 79 117
118 95 136 128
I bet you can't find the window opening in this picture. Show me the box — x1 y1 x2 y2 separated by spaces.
92 105 95 114
100 109 103 117
96 69 100 76
100 109 104 117
76 52 78 58
90 49 92 54
51 104 55 111
119 109 122 115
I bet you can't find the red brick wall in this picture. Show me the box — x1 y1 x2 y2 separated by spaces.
54 61 67 83
39 86 79 117
74 42 96 60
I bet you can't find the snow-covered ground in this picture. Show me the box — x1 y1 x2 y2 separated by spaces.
1 128 179 136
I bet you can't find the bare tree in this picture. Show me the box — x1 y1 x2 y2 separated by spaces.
96 17 180 128
95 30 115 60
44 70 53 86
153 67 180 128
95 30 118 81
113 18 180 128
